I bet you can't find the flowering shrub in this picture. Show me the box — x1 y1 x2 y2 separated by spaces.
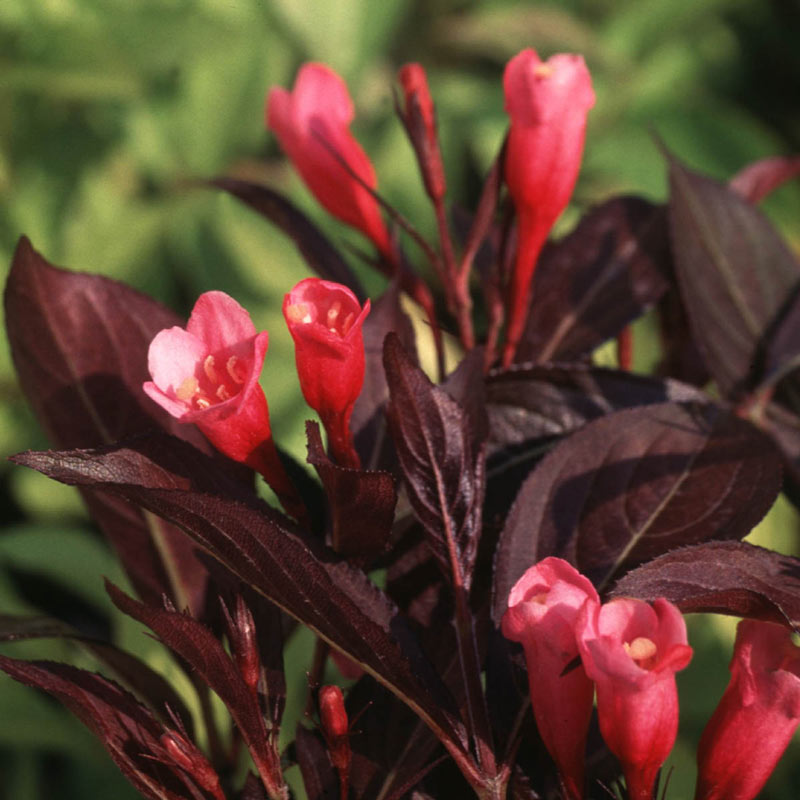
3 50 800 800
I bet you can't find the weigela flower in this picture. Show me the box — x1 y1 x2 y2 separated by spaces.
577 597 692 800
398 63 446 202
501 557 600 800
143 291 300 514
502 48 595 366
283 278 369 468
695 619 800 800
267 63 391 256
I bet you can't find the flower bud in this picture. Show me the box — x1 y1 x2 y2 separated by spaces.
501 48 594 365
319 685 351 777
577 597 692 800
502 557 599 800
398 63 446 201
267 63 391 257
160 730 223 797
695 620 800 800
283 278 370 467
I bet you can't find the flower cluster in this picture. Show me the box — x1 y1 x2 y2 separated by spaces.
503 558 800 800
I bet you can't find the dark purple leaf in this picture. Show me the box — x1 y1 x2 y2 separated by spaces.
610 541 800 627
306 421 396 561
211 178 365 301
729 155 800 205
294 725 338 800
484 365 708 521
0 614 193 736
384 334 487 588
238 773 269 800
668 156 800 397
486 363 707 448
0 656 213 800
13 436 469 759
762 285 800 388
4 237 211 613
516 196 671 364
492 402 782 621
352 281 417 472
106 583 285 795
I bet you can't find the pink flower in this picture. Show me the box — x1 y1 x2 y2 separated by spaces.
398 63 446 201
283 278 370 468
501 557 600 800
143 291 301 516
577 597 693 800
501 48 595 366
695 620 800 800
267 63 391 257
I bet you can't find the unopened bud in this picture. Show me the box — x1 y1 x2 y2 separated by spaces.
398 63 446 201
160 731 222 794
319 685 351 771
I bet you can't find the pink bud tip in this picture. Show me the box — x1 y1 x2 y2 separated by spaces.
267 62 391 255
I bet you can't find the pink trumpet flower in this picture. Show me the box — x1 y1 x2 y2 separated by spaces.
283 278 369 468
143 291 303 518
695 619 800 800
501 557 600 800
267 62 391 257
501 48 595 366
577 597 692 800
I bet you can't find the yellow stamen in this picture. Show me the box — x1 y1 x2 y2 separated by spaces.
176 376 199 402
287 302 312 324
227 356 246 384
326 301 341 329
203 355 219 383
341 312 355 336
624 637 657 662
534 64 553 79
195 396 211 410
216 385 231 401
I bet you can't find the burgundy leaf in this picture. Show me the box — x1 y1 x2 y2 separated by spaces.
384 334 487 588
0 656 213 800
306 421 396 561
13 437 469 761
516 196 671 364
294 725 338 800
0 614 193 736
238 773 269 800
211 178 366 301
729 155 800 205
486 363 707 448
351 281 417 472
667 156 800 397
610 541 800 626
761 285 800 389
4 237 211 613
492 402 782 621
106 582 286 797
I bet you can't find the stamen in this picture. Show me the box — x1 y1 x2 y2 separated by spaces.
340 312 355 336
531 592 549 605
624 637 658 663
227 356 246 384
326 301 342 330
534 64 554 79
195 396 211 410
287 302 313 324
203 355 219 383
216 385 231 401
176 376 199 402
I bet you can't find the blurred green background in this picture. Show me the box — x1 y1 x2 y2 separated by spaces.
2 0 800 797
